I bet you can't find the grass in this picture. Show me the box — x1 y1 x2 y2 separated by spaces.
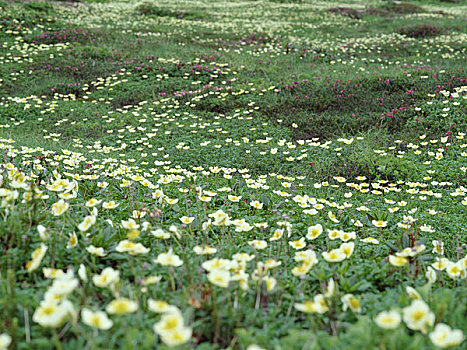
0 0 466 349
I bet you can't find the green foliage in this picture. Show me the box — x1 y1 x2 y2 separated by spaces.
0 0 466 349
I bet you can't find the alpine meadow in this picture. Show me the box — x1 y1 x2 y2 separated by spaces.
0 0 466 349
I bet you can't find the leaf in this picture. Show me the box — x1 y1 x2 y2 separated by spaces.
402 233 409 248
261 194 270 206
355 280 372 292
385 242 399 252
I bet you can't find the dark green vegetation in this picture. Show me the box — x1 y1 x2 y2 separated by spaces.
0 0 466 349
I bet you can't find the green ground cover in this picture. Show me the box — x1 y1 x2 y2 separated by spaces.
0 0 466 348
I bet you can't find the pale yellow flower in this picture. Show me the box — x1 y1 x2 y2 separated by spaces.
106 298 138 315
402 300 434 334
208 269 231 288
306 224 323 240
389 255 408 267
51 199 69 216
374 310 401 329
93 267 120 288
82 308 113 330
372 220 387 228
154 249 183 267
0 333 12 350
102 201 119 209
341 294 361 313
248 240 267 250
429 323 465 348
26 244 48 272
322 249 346 262
86 245 106 257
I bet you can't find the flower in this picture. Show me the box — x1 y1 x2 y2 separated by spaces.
328 229 342 240
374 310 401 329
312 294 328 313
179 216 194 224
340 231 356 242
0 334 12 350
207 269 231 288
295 294 328 314
202 258 237 272
67 232 78 249
306 224 323 240
78 215 96 232
152 228 171 239
396 245 425 257
294 300 316 313
372 220 387 228
208 209 230 226
49 274 79 298
432 257 451 270
429 323 465 348
102 201 119 209
148 300 176 313
86 245 106 257
37 225 49 241
402 300 435 334
328 211 339 223
160 326 192 347
93 267 120 288
432 240 444 255
446 261 466 280
51 199 69 216
193 245 217 255
270 229 284 241
263 276 277 291
78 264 87 281
26 244 48 272
339 242 355 258
406 286 421 300
154 249 183 267
324 278 335 297
106 298 138 315
361 237 379 244
248 240 267 250
81 308 113 330
389 255 408 267
341 294 361 313
228 195 241 202
154 310 192 347
289 237 306 250
426 266 437 284
250 201 264 209
322 249 346 262
115 240 150 255
142 276 162 285
121 218 140 230
33 299 75 328
85 198 102 208
246 345 266 350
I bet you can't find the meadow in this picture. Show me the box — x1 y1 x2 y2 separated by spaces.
0 0 466 348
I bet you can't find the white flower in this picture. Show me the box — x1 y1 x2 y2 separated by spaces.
429 323 465 348
402 300 435 334
78 215 96 232
207 269 231 288
33 299 75 328
93 267 120 288
374 310 401 329
81 308 113 330
0 333 12 350
78 264 87 282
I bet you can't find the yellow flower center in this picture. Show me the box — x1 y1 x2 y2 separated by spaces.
412 310 426 321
